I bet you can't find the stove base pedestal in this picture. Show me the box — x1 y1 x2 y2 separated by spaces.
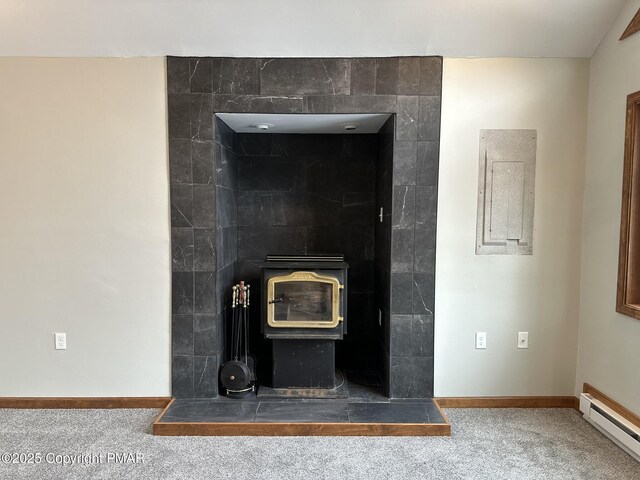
272 339 336 389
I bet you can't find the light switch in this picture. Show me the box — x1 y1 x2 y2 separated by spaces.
518 331 528 349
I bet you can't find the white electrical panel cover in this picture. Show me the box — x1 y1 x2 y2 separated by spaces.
476 129 536 255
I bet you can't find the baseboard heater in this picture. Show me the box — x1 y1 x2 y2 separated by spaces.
579 393 640 461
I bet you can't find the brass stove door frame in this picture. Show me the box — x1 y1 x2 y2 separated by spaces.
267 271 344 328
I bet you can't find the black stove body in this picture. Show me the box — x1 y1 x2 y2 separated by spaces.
260 255 348 389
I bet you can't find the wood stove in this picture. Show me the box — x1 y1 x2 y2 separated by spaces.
260 254 348 389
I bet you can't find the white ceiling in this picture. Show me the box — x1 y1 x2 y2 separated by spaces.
0 1 628 58
217 113 391 134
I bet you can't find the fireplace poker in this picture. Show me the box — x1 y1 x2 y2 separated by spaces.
231 285 238 360
236 281 245 361
244 284 250 366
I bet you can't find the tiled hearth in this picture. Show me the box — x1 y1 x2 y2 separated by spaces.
154 381 449 436
168 56 442 406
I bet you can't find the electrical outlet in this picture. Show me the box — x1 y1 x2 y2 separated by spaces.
54 332 66 350
518 331 528 349
475 332 487 349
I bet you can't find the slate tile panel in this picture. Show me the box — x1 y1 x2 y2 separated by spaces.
260 58 351 96
166 56 442 399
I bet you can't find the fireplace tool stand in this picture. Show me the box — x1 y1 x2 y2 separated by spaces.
220 281 255 398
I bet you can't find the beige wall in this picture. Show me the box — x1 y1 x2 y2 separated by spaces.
436 58 590 396
4 53 632 402
576 0 640 413
0 58 171 396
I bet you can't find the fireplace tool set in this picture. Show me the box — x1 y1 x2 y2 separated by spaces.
220 281 256 397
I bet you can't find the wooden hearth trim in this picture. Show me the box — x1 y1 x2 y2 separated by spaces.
583 383 640 429
152 398 450 436
154 397 175 419
433 398 451 424
0 397 172 409
152 420 450 436
435 396 579 410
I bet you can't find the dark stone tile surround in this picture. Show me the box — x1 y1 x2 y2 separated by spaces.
168 56 442 399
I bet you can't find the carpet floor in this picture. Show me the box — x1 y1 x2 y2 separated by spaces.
0 408 638 479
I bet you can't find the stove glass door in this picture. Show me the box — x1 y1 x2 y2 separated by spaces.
267 271 343 328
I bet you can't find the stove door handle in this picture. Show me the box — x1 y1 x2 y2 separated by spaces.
338 284 345 322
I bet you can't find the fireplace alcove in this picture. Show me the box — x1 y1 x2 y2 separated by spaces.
168 57 441 403
216 113 393 397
